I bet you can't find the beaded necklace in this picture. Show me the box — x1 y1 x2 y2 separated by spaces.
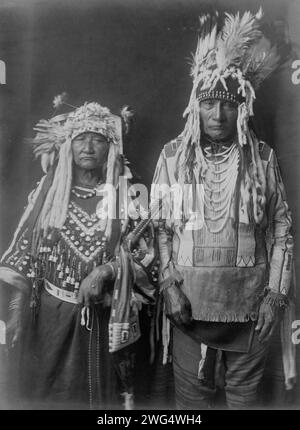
71 186 97 199
202 142 239 233
71 182 103 199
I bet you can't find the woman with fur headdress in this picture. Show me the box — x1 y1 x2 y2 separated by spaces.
0 98 157 409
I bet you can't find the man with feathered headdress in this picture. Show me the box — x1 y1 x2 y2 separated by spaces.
152 9 295 409
0 96 157 409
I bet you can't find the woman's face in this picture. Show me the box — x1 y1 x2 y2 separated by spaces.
71 132 109 170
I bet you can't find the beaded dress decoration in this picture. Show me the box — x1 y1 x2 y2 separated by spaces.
4 187 112 312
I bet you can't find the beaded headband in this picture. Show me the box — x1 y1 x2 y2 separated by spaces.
65 102 121 143
198 90 238 104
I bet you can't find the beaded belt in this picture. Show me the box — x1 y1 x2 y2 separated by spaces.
44 280 79 304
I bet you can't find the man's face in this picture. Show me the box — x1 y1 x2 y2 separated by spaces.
72 132 109 170
199 99 238 141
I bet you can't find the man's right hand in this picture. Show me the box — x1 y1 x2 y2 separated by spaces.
162 283 193 326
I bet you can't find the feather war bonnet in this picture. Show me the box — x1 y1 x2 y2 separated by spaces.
177 8 280 185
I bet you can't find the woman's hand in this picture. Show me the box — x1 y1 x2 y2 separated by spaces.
7 290 25 349
78 263 116 307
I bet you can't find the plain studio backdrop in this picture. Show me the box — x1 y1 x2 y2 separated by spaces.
0 0 299 408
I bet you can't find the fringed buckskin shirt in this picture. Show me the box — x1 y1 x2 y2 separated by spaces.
152 137 294 324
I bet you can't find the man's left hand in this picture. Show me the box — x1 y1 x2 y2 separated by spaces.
255 299 279 343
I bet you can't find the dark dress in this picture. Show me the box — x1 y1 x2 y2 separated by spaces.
2 193 140 409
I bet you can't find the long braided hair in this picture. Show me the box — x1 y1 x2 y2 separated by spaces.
32 136 120 250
